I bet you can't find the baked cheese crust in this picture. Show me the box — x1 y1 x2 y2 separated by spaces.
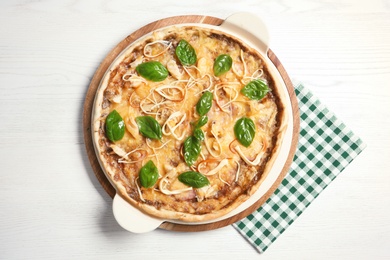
92 25 287 222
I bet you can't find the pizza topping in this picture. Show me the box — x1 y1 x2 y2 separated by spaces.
129 92 141 108
105 110 125 142
232 49 247 78
158 167 193 195
104 87 122 104
143 40 172 58
159 177 193 195
234 145 263 166
146 138 171 150
175 39 197 66
198 158 228 176
178 171 210 188
194 115 208 128
136 61 169 82
124 116 141 139
213 54 233 76
197 57 213 77
183 136 201 166
129 55 144 68
139 91 165 115
250 69 264 79
242 67 266 85
135 116 163 140
197 158 238 186
231 135 268 166
155 84 186 102
193 128 205 141
195 185 217 202
139 160 159 188
117 148 148 164
234 117 256 147
196 91 213 116
162 111 187 140
234 160 241 182
182 65 197 80
122 73 146 88
155 107 174 123
182 90 214 165
109 144 127 158
166 60 183 79
198 74 214 93
241 79 269 100
214 82 240 113
134 178 145 202
204 130 222 158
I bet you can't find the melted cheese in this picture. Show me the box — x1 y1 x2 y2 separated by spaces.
98 26 281 218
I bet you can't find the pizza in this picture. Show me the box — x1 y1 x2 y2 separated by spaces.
92 25 288 222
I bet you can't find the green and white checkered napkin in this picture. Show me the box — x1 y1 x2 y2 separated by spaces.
233 83 366 253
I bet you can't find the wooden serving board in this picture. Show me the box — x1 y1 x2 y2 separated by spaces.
82 15 300 232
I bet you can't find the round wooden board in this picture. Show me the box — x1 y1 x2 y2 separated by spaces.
83 15 300 232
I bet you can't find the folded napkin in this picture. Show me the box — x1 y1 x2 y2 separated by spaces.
233 83 366 253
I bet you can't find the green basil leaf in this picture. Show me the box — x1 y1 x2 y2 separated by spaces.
234 117 256 147
241 79 270 100
196 91 213 116
105 110 125 142
193 128 204 141
139 160 159 188
135 116 162 140
213 54 232 76
178 171 210 188
175 39 197 66
194 115 208 128
136 61 168 82
183 136 201 166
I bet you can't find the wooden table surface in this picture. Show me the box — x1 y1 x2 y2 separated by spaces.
1 0 389 259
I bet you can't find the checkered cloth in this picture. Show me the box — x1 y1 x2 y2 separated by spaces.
233 83 366 253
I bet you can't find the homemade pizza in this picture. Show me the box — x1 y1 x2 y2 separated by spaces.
92 25 288 222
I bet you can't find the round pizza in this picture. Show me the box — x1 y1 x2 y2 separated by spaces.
92 25 288 222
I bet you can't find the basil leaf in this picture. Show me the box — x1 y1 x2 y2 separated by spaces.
136 61 168 82
178 171 210 188
139 160 159 188
175 39 197 66
105 110 125 142
135 116 162 140
234 117 256 147
194 115 208 128
213 54 232 76
193 128 204 141
196 91 213 116
183 136 201 166
241 79 270 100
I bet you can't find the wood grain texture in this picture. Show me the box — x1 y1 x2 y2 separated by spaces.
83 15 300 232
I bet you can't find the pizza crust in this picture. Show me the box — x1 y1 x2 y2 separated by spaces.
92 25 288 222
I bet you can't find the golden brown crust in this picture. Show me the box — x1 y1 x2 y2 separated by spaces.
92 25 288 222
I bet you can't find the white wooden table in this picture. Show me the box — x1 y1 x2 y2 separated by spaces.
1 0 389 259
